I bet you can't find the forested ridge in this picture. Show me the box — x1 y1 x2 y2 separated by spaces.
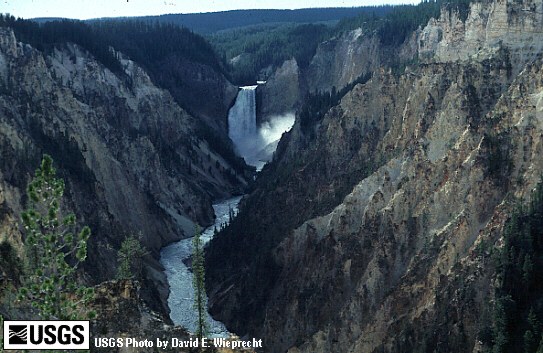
211 0 474 85
0 14 124 75
0 15 226 80
335 0 472 44
90 20 225 74
4 0 475 87
210 23 332 84
0 15 226 86
119 8 379 34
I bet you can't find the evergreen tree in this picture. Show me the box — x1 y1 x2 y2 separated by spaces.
18 155 94 320
116 234 147 280
192 226 208 340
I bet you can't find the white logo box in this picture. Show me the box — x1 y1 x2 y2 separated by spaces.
3 320 90 350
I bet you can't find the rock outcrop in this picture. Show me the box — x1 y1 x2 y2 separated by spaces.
207 1 543 352
91 280 255 353
305 27 418 93
257 20 419 124
256 59 301 122
419 0 543 72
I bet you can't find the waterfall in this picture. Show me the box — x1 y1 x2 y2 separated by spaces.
160 87 293 337
228 85 295 170
228 85 260 167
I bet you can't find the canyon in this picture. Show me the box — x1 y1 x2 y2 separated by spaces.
0 24 248 318
1 1 543 352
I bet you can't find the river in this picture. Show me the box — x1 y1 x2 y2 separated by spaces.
159 196 242 337
160 83 293 336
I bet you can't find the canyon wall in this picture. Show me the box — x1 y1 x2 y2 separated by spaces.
206 1 543 352
0 27 247 313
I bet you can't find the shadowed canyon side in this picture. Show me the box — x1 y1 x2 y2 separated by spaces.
206 1 543 352
0 24 248 316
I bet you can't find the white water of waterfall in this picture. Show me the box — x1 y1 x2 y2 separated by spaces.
228 85 260 168
228 85 295 170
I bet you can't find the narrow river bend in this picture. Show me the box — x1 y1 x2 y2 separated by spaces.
160 196 242 337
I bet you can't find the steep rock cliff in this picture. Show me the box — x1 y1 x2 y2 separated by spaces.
419 0 543 71
305 27 418 93
257 23 418 123
207 1 543 352
0 27 247 313
256 59 301 122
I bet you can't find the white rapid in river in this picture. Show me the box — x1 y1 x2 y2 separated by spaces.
160 196 242 337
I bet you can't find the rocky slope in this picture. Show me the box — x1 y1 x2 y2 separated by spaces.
0 26 247 313
256 59 302 122
304 26 417 93
206 1 543 352
153 54 239 135
257 18 418 123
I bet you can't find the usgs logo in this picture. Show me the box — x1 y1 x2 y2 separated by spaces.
3 321 90 350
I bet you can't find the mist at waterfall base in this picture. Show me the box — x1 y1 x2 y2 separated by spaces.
249 113 295 168
231 113 295 170
228 86 294 170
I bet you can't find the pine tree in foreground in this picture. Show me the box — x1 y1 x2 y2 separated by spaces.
18 155 95 320
192 226 208 340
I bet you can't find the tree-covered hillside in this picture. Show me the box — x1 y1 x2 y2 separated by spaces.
0 15 123 75
210 23 331 84
90 20 225 74
128 8 382 34
0 15 226 87
210 0 474 85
